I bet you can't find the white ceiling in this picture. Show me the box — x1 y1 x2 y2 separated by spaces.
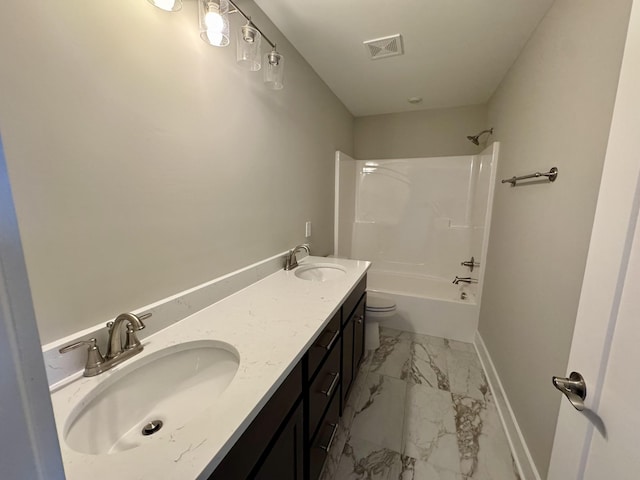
255 0 555 117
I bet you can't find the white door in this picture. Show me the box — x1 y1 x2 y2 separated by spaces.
0 134 65 478
548 1 640 478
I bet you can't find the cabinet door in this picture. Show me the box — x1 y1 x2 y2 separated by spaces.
354 295 366 370
341 314 354 412
208 363 302 480
343 277 367 320
253 401 304 480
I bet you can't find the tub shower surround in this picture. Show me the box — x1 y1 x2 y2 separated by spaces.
320 327 520 480
335 144 499 342
367 270 478 342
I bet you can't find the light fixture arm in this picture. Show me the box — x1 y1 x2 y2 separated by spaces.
227 0 276 49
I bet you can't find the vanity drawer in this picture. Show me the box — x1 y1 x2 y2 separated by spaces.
308 340 341 440
342 276 367 324
309 390 340 480
308 311 341 381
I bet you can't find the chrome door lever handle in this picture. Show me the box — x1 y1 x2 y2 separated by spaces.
552 371 586 411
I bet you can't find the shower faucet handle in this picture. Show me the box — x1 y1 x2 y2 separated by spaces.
460 256 480 272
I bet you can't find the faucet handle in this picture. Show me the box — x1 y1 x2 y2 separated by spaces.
124 324 142 351
59 337 100 354
122 314 151 351
59 338 106 376
460 256 480 272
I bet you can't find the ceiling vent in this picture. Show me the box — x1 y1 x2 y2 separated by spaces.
363 34 404 60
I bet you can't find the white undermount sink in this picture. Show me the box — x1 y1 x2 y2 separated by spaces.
295 263 347 282
63 340 240 455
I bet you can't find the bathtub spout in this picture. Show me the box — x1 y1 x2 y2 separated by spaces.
453 276 478 285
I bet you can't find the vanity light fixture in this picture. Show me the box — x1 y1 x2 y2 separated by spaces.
263 48 284 90
148 0 285 89
237 21 262 71
199 0 230 47
147 0 182 12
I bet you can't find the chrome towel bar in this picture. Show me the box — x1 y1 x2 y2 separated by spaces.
502 167 558 186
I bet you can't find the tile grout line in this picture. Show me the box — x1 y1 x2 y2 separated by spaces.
326 350 374 477
329 329 506 480
400 373 410 463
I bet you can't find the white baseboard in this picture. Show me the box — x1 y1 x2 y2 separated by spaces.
474 332 542 480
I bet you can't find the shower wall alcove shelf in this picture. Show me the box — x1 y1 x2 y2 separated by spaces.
501 167 558 186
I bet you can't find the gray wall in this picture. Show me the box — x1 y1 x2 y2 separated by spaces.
479 0 633 476
0 0 353 344
354 105 488 159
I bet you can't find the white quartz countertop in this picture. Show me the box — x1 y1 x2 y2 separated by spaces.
51 256 370 480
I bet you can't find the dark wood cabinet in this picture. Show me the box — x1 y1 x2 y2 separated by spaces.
309 390 340 480
308 311 341 380
309 341 341 440
341 311 355 405
207 363 303 480
209 274 367 480
342 278 366 324
353 295 366 373
254 402 304 480
341 291 366 413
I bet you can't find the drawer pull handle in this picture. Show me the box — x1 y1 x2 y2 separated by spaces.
316 329 340 351
317 422 339 452
357 315 364 324
320 372 340 397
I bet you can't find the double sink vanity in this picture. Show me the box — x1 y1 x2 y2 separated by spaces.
49 255 370 479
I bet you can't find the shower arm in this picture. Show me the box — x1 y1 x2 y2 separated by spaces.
467 128 494 145
475 129 493 137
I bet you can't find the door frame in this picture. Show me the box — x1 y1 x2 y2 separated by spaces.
0 135 66 479
548 1 640 477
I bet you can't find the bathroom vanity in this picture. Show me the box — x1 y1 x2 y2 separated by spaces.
209 276 367 480
49 256 369 480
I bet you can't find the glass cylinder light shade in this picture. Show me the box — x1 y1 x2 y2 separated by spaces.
263 50 284 90
147 0 182 12
237 24 262 71
198 0 230 47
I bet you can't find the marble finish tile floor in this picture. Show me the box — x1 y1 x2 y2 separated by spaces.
321 327 521 480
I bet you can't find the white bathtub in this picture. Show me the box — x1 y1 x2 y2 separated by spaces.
366 270 479 342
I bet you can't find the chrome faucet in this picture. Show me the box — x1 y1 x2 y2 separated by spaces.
453 276 478 285
284 244 310 270
59 312 151 377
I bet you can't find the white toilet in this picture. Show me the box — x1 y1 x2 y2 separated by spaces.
365 292 397 350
